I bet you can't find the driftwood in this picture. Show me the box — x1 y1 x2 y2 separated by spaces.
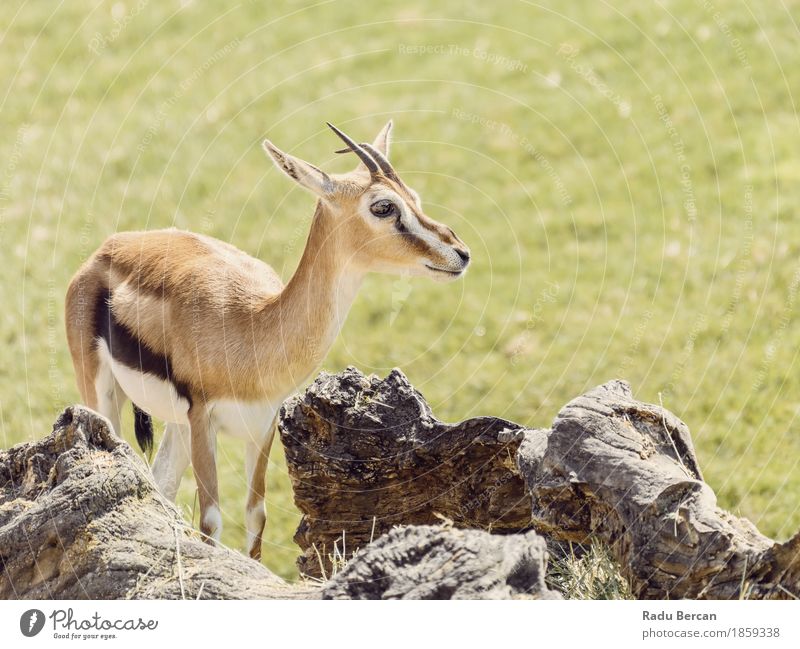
523 380 800 599
279 367 531 577
0 404 554 600
0 406 314 600
280 368 800 599
323 525 558 599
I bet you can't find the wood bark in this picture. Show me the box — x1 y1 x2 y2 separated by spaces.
278 367 531 578
0 406 316 599
522 380 800 599
280 368 800 599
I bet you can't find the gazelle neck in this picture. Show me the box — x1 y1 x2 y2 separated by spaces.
259 201 364 391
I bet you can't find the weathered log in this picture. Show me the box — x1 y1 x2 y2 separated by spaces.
0 406 316 600
323 525 559 599
279 367 532 578
280 368 800 599
521 380 800 599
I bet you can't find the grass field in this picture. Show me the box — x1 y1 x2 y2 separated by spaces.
2 1 799 581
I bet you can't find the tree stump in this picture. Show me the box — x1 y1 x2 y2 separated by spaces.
279 367 532 578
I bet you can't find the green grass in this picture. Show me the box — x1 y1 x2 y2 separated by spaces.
2 1 800 582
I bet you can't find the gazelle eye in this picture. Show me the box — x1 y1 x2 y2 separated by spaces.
370 200 396 218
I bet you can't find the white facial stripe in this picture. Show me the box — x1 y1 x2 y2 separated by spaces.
365 189 461 270
398 202 426 236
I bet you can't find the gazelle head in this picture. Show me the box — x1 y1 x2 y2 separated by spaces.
262 121 470 282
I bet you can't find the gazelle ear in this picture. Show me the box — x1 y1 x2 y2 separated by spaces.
371 119 393 158
262 140 335 197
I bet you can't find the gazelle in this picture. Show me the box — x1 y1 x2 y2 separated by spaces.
64 121 470 560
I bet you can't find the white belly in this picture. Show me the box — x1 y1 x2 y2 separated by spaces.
208 398 281 443
98 339 191 425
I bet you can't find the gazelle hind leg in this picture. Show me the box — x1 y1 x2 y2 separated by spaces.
151 423 192 502
94 356 126 436
244 418 277 560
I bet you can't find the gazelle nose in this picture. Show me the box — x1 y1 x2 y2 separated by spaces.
456 248 470 265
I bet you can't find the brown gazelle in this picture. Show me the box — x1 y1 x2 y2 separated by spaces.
64 121 470 559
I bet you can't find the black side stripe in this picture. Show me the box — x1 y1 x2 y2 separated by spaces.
94 287 193 408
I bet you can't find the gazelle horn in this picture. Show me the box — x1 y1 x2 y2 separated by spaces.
326 122 379 175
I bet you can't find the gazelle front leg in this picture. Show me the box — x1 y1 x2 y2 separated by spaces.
244 417 277 560
189 405 221 544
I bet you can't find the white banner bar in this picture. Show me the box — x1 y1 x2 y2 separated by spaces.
2 600 799 648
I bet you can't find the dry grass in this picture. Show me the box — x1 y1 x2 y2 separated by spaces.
546 541 632 600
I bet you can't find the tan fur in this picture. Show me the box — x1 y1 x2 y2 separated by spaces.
64 122 470 558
